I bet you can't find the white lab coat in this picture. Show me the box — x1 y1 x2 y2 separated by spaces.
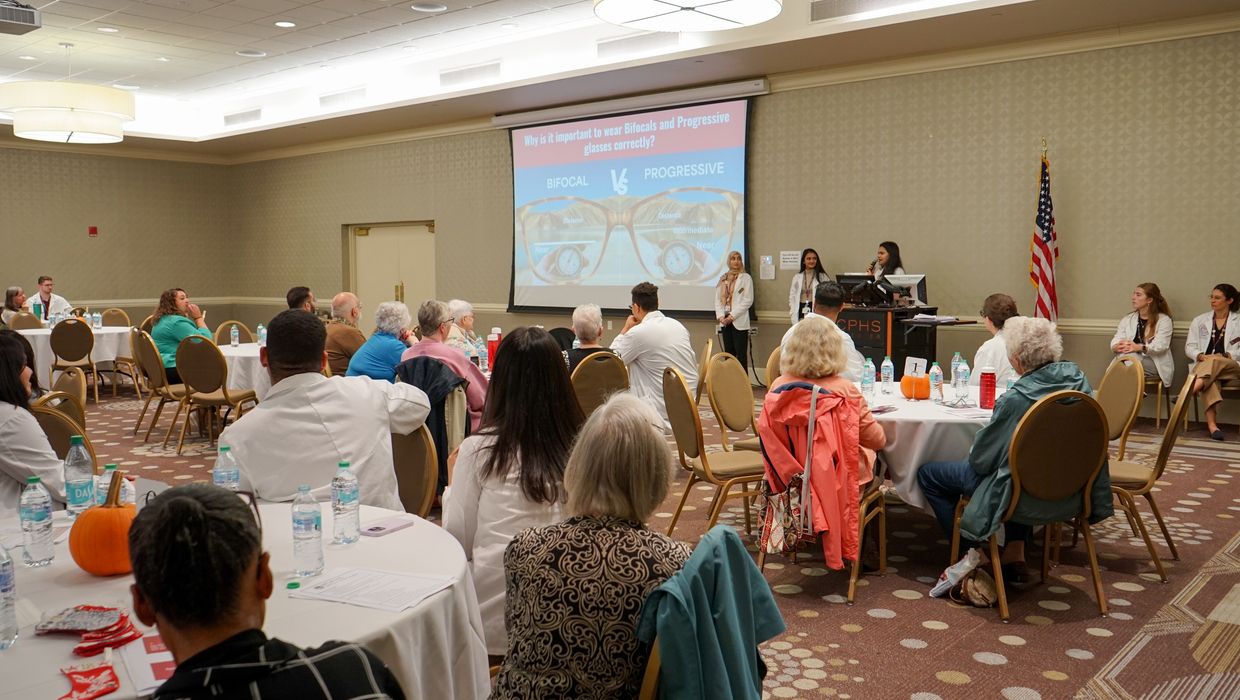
1110 312 1174 387
610 310 699 429
780 312 864 383
24 292 71 319
873 265 905 280
1185 310 1240 371
968 331 1017 388
223 372 430 510
787 271 832 325
715 272 754 331
0 403 66 518
442 434 564 655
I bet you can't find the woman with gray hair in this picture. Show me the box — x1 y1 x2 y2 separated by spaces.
445 299 485 363
491 393 691 698
916 316 1112 586
2 287 27 326
566 303 615 374
345 301 412 382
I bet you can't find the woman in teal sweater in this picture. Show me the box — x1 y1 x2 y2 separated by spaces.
151 288 212 384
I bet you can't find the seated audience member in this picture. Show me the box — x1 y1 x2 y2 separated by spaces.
0 331 64 518
347 301 413 382
566 303 615 374
916 317 1113 584
221 310 430 509
781 281 864 382
28 276 71 321
610 282 698 429
1110 282 1174 389
491 394 691 699
151 288 212 384
443 326 584 656
969 293 1019 387
445 299 485 363
2 287 27 325
401 300 488 430
772 315 886 487
129 484 407 699
1187 283 1240 441
286 286 316 313
325 292 366 377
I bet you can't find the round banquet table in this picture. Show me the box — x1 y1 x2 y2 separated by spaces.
218 342 272 401
867 385 998 512
0 504 491 699
17 326 131 386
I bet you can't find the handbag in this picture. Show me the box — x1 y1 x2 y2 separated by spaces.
759 386 827 556
950 570 998 608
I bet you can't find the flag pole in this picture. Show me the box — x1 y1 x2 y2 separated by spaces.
1041 137 1048 157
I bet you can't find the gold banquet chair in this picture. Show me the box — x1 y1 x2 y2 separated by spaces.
213 320 255 345
8 312 42 330
168 336 257 454
694 337 713 405
34 391 87 433
132 329 186 442
49 317 100 404
765 345 782 389
1097 356 1144 461
52 367 88 416
664 366 764 537
30 405 99 464
705 353 760 452
949 390 1110 622
392 425 438 517
570 352 628 418
100 308 142 399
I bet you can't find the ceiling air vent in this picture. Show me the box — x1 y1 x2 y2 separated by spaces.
0 2 40 35
223 108 262 126
439 61 501 88
319 87 366 109
597 32 679 60
810 0 912 22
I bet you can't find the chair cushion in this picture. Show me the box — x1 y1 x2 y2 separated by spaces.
1109 460 1154 488
692 450 764 479
733 436 760 452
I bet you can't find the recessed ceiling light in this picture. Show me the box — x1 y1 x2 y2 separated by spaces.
112 83 140 90
18 55 37 61
236 49 267 58
97 26 119 33
402 44 419 51
155 56 170 62
410 2 447 13
274 20 296 28
501 22 518 30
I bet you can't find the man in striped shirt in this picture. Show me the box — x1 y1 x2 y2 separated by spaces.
128 484 406 700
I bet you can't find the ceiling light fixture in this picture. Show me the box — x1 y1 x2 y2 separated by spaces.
500 22 518 30
112 83 140 90
410 2 448 13
155 57 170 62
275 20 296 28
593 0 782 32
96 26 119 33
0 43 136 144
236 49 267 58
18 55 36 61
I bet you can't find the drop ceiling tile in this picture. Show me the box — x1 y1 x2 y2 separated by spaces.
43 3 116 20
199 3 274 22
230 0 304 13
313 0 386 14
146 0 226 12
279 4 351 24
222 22 291 39
67 0 142 12
321 14 392 34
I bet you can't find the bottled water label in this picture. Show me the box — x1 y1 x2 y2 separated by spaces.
66 480 94 514
20 504 49 524
0 553 15 650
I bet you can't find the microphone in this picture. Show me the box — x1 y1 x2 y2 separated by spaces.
869 258 879 272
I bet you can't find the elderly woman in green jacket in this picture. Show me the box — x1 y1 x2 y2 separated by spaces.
917 316 1113 584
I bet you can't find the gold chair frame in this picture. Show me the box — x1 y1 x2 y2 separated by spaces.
392 425 438 517
213 320 255 345
131 329 186 442
569 351 629 417
168 335 257 454
49 318 100 403
704 353 759 452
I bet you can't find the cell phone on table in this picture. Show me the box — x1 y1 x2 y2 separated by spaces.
871 405 898 414
360 516 416 537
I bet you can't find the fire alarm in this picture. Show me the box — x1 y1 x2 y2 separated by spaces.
88 226 98 237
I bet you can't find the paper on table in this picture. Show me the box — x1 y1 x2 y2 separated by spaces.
290 567 455 613
940 406 992 420
118 630 176 696
913 314 958 322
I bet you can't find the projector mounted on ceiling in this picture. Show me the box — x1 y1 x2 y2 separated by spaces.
0 0 40 35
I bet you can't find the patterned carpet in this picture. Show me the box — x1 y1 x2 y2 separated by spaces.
82 385 1240 699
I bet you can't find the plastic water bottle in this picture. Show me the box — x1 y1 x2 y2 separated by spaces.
96 464 117 505
92 312 102 329
0 543 16 649
257 324 267 347
860 358 876 401
213 446 240 492
331 462 360 545
953 358 971 402
230 324 240 347
950 352 963 384
880 355 895 395
929 361 945 404
20 477 54 567
291 485 324 577
63 435 95 519
571 337 581 350
478 344 489 374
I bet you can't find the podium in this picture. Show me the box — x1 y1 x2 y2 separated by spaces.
837 306 937 380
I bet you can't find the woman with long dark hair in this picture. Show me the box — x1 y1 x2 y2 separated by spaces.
787 247 832 324
150 288 211 384
0 331 65 517
867 241 905 279
1187 283 1240 440
1110 282 1174 389
2 287 27 326
442 326 586 656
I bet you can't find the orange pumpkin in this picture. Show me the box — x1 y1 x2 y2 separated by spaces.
69 470 137 576
900 373 931 400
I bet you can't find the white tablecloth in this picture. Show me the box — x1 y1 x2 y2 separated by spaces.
218 342 272 401
869 385 998 511
0 504 490 699
17 326 131 384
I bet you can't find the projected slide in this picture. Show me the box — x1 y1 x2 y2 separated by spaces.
510 99 747 312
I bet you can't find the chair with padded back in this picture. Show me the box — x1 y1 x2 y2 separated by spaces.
132 329 186 442
99 309 141 398
1109 379 1194 571
638 639 660 700
548 327 575 352
101 308 130 327
949 390 1110 621
570 352 629 417
391 425 438 517
52 367 88 414
69 307 87 318
213 320 255 345
765 345 782 388
169 335 257 454
140 315 155 334
8 312 41 330
664 366 764 537
694 338 713 405
1142 376 1174 429
1097 357 1144 461
705 353 759 452
30 405 98 465
34 391 87 432
49 318 100 403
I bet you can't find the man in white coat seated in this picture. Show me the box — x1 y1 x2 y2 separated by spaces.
781 281 864 383
221 309 431 510
611 282 699 431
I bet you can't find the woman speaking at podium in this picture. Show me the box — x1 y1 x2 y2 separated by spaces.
867 241 905 280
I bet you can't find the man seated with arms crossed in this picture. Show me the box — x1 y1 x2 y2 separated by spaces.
220 310 430 510
286 286 317 314
400 299 489 431
610 282 698 430
129 484 407 699
325 292 366 377
28 275 71 320
781 281 863 382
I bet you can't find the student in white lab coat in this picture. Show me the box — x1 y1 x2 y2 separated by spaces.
1110 282 1174 389
1186 283 1240 440
787 248 832 324
970 293 1019 388
715 251 754 372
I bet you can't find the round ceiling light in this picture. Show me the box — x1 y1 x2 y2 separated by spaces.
236 49 268 58
0 81 136 144
593 0 782 32
410 2 448 12
275 20 296 28
96 26 119 33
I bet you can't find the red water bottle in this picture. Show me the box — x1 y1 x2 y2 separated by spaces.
486 327 502 372
979 366 996 409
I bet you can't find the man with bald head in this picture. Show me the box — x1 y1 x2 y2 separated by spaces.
325 292 366 376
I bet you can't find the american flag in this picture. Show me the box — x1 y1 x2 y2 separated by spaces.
1030 155 1059 321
